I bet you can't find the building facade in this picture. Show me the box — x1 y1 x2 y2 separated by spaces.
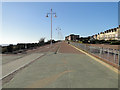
93 25 120 41
65 34 79 41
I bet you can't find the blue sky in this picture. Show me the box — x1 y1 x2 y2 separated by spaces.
2 2 118 44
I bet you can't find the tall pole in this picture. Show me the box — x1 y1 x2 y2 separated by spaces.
57 30 59 40
56 27 61 40
51 9 52 46
46 8 57 47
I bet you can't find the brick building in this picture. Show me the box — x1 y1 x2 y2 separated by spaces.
65 34 79 41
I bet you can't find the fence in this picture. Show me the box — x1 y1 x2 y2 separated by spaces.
70 42 120 67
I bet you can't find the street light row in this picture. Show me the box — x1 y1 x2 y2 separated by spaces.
46 8 61 47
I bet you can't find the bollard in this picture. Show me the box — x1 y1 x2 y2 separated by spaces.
101 47 103 58
89 46 90 52
107 48 109 61
118 49 120 66
89 46 91 53
85 45 86 50
77 43 79 48
113 49 116 63
99 47 101 57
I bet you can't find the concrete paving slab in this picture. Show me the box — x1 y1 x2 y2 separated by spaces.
2 53 44 79
3 53 118 88
2 42 118 88
2 54 26 65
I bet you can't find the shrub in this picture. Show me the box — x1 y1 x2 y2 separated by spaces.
7 44 13 52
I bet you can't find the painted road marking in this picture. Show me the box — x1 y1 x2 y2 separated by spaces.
55 45 61 54
69 44 119 74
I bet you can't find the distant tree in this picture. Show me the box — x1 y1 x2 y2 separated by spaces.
45 39 56 44
2 47 7 53
7 44 13 52
0 45 1 53
17 44 25 50
45 40 51 44
38 38 45 46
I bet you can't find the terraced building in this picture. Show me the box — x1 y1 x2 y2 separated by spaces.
93 25 120 41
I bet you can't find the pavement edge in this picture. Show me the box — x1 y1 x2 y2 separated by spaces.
69 44 119 74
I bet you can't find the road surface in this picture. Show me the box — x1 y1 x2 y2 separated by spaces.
2 42 118 88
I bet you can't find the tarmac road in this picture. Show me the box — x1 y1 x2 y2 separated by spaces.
2 42 118 88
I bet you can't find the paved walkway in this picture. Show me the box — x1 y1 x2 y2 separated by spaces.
59 42 84 54
3 42 118 88
2 53 43 79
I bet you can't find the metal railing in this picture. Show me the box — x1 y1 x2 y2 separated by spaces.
70 42 120 66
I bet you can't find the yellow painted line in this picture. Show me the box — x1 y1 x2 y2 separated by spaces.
69 44 119 74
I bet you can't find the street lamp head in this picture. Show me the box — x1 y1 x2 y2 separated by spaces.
46 14 48 17
54 14 57 18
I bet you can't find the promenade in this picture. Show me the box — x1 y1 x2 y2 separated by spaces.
2 42 118 88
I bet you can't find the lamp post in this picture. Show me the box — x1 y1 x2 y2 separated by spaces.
56 27 61 40
46 8 57 47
